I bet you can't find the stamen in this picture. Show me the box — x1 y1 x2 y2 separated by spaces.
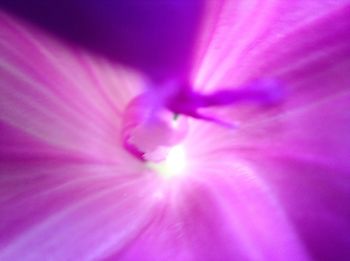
166 79 284 126
121 79 283 162
121 93 188 162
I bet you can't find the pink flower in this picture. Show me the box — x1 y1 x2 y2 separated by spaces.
1 1 350 260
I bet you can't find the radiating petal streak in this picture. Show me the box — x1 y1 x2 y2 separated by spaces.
0 173 158 260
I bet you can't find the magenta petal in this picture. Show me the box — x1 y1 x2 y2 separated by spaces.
0 11 149 259
109 169 309 260
188 2 350 259
193 0 350 88
1 1 350 261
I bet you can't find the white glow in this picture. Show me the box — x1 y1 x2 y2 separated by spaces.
165 145 187 175
148 145 187 178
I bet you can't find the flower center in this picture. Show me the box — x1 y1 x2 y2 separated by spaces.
121 93 188 162
147 145 187 178
121 79 283 163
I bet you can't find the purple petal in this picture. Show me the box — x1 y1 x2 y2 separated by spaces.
190 2 350 259
0 1 350 261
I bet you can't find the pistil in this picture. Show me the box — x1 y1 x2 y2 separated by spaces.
121 79 283 162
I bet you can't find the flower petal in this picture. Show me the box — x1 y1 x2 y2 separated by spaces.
188 3 350 259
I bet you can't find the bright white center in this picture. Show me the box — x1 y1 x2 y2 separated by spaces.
165 145 186 174
148 145 187 178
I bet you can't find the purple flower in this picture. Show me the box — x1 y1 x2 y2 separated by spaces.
1 1 350 260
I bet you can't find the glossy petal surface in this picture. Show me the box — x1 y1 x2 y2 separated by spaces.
0 1 350 260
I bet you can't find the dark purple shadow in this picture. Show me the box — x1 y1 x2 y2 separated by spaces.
0 0 204 82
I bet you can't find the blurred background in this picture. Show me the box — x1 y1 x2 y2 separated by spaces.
0 0 204 83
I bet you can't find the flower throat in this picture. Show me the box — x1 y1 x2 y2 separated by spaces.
121 79 283 162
